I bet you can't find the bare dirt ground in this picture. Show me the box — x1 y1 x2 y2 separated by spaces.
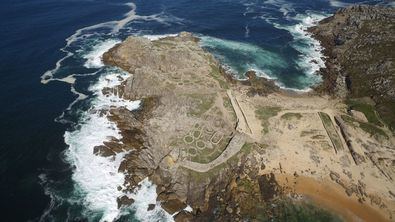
230 89 395 221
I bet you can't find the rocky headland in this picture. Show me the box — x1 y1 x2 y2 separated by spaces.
309 5 395 130
96 6 395 221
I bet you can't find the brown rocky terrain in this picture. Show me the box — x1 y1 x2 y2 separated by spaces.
97 30 395 221
309 5 395 130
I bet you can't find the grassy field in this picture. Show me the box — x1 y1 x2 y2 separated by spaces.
187 93 215 116
281 112 302 120
341 115 388 140
255 106 281 134
346 99 383 126
318 112 344 152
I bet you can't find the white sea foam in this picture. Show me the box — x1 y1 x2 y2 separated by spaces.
90 69 141 111
41 2 179 84
83 40 121 68
200 35 287 79
291 13 327 77
41 52 73 84
126 178 174 222
184 205 193 213
143 33 178 41
275 82 313 93
328 0 350 8
263 0 295 17
249 68 277 80
200 35 324 91
265 12 328 88
65 113 128 222
244 25 250 38
64 63 141 221
62 35 177 221
41 1 184 220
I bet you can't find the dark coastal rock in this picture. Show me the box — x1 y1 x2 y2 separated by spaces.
147 204 155 211
117 195 134 208
158 192 187 214
258 173 281 201
174 211 193 222
93 145 116 157
244 70 279 96
309 5 395 129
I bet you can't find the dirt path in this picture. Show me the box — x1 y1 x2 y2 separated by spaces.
227 90 252 134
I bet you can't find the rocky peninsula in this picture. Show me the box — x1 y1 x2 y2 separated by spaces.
97 6 395 221
309 5 395 130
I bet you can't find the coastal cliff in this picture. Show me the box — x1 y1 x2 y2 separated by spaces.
309 5 395 130
99 27 395 220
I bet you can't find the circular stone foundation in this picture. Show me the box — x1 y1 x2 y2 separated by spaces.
184 135 194 144
196 140 206 149
188 148 197 156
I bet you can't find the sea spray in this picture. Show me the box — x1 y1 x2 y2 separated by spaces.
64 63 140 222
63 36 175 221
262 11 328 90
83 40 121 69
200 35 287 79
126 178 174 222
289 13 328 77
64 113 129 221
40 2 175 84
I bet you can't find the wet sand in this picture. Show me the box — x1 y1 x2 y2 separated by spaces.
276 174 391 222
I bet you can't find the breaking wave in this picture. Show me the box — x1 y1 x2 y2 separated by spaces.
328 0 351 7
286 13 328 77
263 10 328 89
200 35 287 80
40 2 179 221
83 40 121 69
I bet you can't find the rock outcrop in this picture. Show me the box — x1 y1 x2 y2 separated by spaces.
101 32 278 219
98 30 395 221
309 5 395 130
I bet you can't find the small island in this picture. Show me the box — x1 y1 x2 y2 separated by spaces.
96 5 394 221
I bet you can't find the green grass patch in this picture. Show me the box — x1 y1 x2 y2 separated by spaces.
359 122 388 139
300 130 320 137
318 112 332 126
318 112 343 151
341 115 388 140
341 115 356 124
183 141 264 182
281 112 302 120
187 94 215 116
255 106 281 134
311 135 326 140
241 142 254 153
190 136 231 164
210 64 229 89
153 40 176 48
346 99 383 126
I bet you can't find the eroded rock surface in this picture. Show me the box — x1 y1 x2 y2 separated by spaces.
103 32 244 218
309 5 395 129
97 31 395 221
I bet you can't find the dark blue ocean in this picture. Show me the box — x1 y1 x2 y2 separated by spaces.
1 0 392 221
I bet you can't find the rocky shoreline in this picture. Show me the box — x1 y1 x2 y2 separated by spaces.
95 9 395 220
309 5 395 130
